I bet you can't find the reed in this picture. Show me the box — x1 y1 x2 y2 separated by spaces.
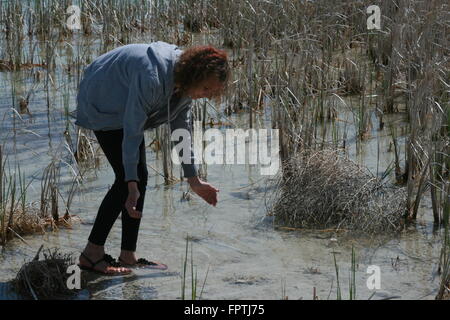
159 124 177 185
329 247 378 300
40 159 60 222
39 157 80 228
0 153 46 245
74 127 98 168
181 235 209 300
0 145 7 244
0 148 80 245
349 246 357 300
332 251 342 300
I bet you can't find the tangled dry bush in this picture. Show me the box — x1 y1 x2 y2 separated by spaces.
11 246 82 300
269 149 407 235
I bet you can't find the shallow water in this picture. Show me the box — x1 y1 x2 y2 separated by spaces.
0 114 443 300
0 164 442 300
0 36 445 300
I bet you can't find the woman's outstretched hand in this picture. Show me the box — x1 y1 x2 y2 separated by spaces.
126 181 142 219
188 176 219 207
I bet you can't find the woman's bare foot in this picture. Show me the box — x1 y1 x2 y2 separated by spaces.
119 250 168 270
118 250 138 265
78 242 131 275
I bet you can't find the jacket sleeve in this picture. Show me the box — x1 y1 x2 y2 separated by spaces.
169 101 198 178
122 72 157 182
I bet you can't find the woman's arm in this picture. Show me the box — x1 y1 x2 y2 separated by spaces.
169 102 198 178
122 72 156 218
122 71 157 182
170 105 219 207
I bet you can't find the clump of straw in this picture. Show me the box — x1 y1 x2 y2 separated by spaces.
11 246 82 300
1 204 80 245
269 149 407 234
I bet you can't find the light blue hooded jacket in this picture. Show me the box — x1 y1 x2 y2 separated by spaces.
75 42 197 182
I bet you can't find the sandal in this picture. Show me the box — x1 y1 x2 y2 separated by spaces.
118 257 168 270
78 252 132 275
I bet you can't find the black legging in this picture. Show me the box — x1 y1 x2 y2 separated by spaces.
88 129 148 252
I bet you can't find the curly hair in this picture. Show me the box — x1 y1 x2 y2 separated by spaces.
174 45 230 97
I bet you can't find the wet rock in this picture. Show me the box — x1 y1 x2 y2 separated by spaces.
370 290 401 300
303 267 321 275
230 191 255 200
223 274 269 286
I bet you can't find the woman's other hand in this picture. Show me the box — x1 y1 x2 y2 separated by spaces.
187 176 219 207
126 181 142 219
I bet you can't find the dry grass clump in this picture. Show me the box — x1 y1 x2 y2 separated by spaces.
270 149 407 235
1 206 45 243
1 204 81 245
11 246 82 300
